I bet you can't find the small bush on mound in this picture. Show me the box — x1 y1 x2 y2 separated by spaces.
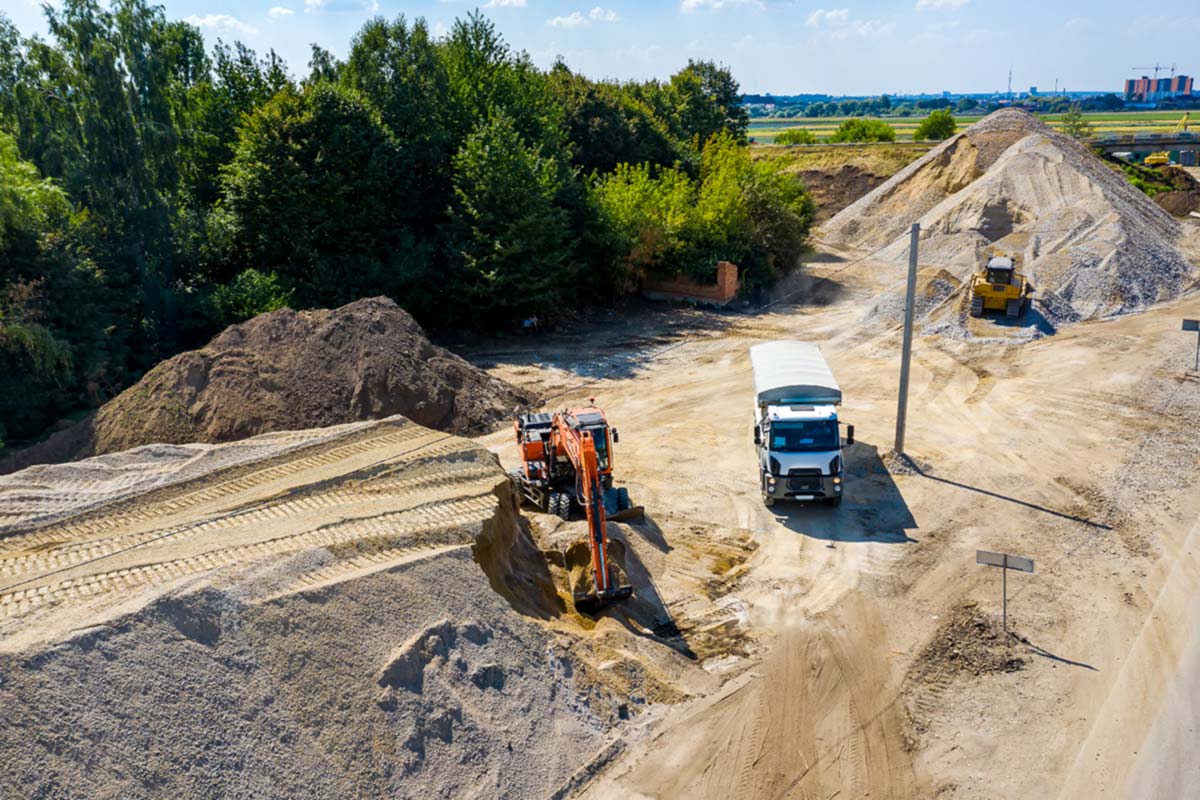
828 118 896 143
774 128 819 145
211 269 294 325
914 109 956 141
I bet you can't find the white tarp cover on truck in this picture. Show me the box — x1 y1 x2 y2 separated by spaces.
750 340 842 407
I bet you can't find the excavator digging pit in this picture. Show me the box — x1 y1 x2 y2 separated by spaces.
565 538 633 614
512 402 638 614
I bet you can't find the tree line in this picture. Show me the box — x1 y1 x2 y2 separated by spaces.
0 0 814 448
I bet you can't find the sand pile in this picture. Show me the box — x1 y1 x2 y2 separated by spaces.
825 109 1198 328
0 417 667 799
1 297 534 474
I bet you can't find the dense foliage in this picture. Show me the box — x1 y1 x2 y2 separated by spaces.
828 118 897 143
913 109 957 141
0 3 808 445
773 128 819 145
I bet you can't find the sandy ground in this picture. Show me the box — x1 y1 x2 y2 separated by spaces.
3 245 1199 797
468 251 1200 799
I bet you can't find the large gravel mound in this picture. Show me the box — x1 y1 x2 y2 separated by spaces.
824 109 1198 328
0 418 657 799
1 297 534 473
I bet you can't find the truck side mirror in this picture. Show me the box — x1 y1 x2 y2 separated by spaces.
846 424 855 446
611 428 619 444
753 427 762 445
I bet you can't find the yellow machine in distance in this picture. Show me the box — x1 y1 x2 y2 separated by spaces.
970 255 1033 320
1145 112 1190 167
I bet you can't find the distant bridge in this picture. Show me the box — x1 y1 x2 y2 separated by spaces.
1084 133 1200 164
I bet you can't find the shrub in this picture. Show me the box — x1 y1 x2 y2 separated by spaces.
914 109 957 141
828 118 896 143
774 128 819 146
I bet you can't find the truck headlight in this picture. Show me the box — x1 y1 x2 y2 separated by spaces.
767 475 777 486
832 476 842 485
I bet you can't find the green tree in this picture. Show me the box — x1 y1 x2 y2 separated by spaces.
773 128 818 145
828 118 896 143
217 83 421 307
913 108 957 141
1060 104 1093 139
447 113 573 325
342 16 452 212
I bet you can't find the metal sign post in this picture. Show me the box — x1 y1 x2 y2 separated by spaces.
1184 319 1199 372
976 549 1035 633
894 223 920 454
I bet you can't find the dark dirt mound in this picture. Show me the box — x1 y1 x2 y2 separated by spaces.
2 298 534 473
910 604 1027 683
797 165 887 222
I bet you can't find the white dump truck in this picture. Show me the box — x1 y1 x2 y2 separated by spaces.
750 341 854 507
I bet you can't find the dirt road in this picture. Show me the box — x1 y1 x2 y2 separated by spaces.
476 254 1200 799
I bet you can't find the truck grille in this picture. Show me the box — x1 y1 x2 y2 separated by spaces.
787 468 822 492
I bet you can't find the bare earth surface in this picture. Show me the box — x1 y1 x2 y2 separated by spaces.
2 244 1200 797
470 251 1200 799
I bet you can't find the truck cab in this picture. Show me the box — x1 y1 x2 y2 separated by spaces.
756 404 850 506
749 340 852 509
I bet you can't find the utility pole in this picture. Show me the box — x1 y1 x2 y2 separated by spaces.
894 223 920 455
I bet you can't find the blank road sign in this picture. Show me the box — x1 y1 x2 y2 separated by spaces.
1184 319 1200 332
976 549 1034 573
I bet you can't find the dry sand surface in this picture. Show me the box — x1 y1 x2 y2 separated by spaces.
0 297 533 475
3 245 1200 796
468 252 1200 799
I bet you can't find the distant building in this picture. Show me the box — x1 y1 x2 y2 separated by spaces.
1125 75 1194 103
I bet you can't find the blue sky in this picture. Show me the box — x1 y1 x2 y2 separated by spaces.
5 0 1198 95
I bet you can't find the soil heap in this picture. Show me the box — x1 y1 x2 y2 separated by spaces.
823 109 1198 327
1 297 534 473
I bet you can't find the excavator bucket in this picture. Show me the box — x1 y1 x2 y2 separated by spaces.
564 538 633 614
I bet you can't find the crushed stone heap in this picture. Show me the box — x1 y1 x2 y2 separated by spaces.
823 109 1198 327
0 418 631 800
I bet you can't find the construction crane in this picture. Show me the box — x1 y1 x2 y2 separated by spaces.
1132 64 1176 80
512 403 636 612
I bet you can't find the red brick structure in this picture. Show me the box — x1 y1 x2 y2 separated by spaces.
641 261 740 307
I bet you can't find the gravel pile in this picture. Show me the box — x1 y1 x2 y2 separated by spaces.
826 109 1199 332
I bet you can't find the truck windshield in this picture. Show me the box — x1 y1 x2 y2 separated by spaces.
769 421 839 453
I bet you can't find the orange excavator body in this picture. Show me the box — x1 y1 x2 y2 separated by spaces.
512 403 633 612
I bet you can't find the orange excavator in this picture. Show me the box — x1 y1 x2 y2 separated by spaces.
513 402 636 612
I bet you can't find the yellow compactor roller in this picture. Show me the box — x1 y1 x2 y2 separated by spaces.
970 255 1033 320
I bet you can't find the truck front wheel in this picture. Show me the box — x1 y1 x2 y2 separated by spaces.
826 496 843 508
763 494 776 508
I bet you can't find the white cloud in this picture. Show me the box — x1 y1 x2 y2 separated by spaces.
267 6 294 20
806 8 892 38
680 0 760 12
304 0 379 13
184 13 258 34
548 7 619 27
806 8 848 27
548 11 588 27
482 0 527 7
916 0 968 8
